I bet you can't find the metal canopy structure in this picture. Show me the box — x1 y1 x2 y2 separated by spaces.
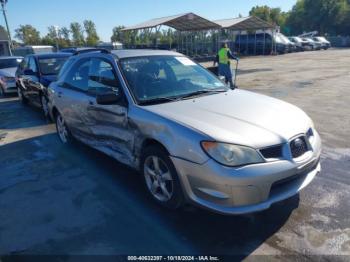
122 13 221 58
214 16 275 31
122 13 220 32
215 16 277 56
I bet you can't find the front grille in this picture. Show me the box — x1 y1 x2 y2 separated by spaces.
260 145 283 159
290 136 308 158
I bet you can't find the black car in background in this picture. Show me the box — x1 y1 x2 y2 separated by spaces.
16 52 71 118
235 33 289 55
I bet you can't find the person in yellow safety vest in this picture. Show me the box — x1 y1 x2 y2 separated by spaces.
214 43 239 88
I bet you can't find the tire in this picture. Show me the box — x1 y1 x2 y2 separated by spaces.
55 112 73 144
17 86 28 104
141 145 184 209
0 86 5 97
40 95 51 121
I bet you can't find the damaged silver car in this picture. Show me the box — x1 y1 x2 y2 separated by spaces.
48 49 322 215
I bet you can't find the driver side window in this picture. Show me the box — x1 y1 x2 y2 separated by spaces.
88 58 121 95
28 58 38 73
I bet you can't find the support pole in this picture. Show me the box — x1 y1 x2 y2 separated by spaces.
1 0 13 55
263 29 266 55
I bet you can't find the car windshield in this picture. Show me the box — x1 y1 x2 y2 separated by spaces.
0 58 22 69
38 57 69 75
119 56 228 105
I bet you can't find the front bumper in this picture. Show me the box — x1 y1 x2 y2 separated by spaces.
172 130 322 215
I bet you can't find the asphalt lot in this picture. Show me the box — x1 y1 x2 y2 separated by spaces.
0 49 350 260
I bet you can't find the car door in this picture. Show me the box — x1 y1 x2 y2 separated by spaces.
55 58 95 138
17 57 29 96
22 57 41 105
85 57 134 164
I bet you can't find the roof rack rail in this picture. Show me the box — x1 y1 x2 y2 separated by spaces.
73 48 111 56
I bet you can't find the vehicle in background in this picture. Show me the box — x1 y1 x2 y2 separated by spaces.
302 38 322 50
235 32 288 55
277 33 297 53
288 37 307 51
13 46 54 57
313 37 331 50
60 47 95 54
16 52 71 118
48 49 321 215
96 42 123 51
0 56 23 96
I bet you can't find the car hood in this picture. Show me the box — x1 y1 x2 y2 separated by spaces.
40 75 57 86
145 89 312 148
0 67 17 77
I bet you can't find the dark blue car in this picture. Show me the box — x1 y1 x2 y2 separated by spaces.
16 52 71 118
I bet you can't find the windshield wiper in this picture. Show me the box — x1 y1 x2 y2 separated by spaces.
138 97 179 106
178 89 227 100
138 89 227 105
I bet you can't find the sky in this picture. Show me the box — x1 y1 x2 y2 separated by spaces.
2 0 296 42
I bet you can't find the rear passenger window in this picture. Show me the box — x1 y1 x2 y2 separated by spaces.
64 58 121 94
64 59 91 92
88 58 121 94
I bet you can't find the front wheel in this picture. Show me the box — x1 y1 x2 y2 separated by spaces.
40 95 51 121
17 86 28 104
141 146 184 209
55 112 73 144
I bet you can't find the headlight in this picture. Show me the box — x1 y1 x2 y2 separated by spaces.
201 141 264 167
0 76 15 82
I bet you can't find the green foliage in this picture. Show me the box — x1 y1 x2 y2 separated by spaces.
286 0 350 35
70 22 85 47
14 25 41 45
111 26 125 42
83 20 100 47
249 5 289 34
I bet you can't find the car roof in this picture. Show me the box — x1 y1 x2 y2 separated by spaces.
0 56 23 60
111 49 184 59
29 52 72 59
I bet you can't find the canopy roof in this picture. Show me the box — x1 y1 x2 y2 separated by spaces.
122 13 221 31
214 16 275 31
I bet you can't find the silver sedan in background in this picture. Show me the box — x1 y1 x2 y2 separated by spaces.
0 56 23 96
48 49 321 215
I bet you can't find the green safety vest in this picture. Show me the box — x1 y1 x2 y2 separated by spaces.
218 48 229 64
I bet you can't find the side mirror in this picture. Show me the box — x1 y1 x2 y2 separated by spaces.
24 69 37 76
96 91 121 105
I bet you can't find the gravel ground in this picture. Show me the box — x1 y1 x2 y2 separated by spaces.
0 48 349 261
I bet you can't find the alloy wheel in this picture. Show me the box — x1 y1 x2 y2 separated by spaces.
144 155 174 202
41 96 49 117
56 115 68 143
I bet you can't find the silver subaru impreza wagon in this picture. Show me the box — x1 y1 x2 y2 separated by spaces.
48 49 321 215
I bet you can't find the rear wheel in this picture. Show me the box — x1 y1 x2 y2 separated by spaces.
40 95 51 120
141 145 184 209
55 112 73 144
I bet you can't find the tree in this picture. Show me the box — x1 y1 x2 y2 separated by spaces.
70 22 85 46
111 26 125 42
249 5 289 33
14 24 41 45
286 0 350 35
83 20 99 46
59 27 71 47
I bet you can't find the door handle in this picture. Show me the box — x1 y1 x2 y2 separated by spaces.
57 91 63 98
